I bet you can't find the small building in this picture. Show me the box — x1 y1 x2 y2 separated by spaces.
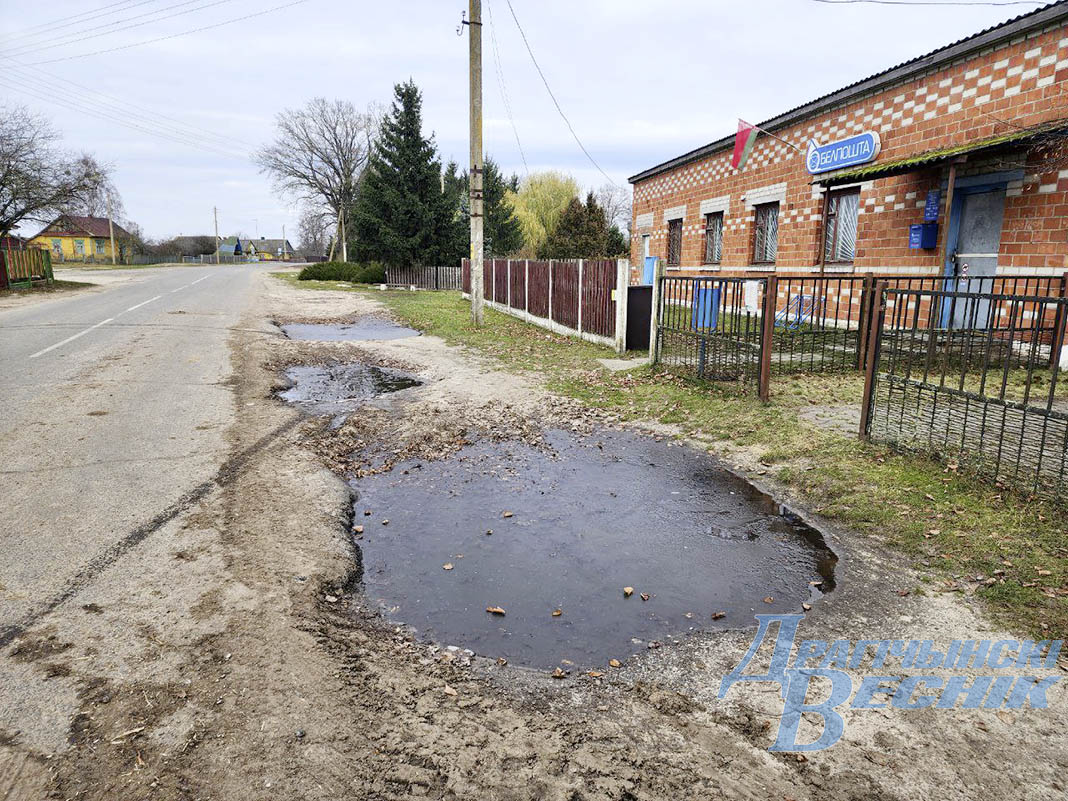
629 3 1068 282
245 237 295 262
29 215 130 263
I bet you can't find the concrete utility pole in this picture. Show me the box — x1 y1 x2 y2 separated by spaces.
214 206 220 265
468 0 484 326
106 195 116 266
340 207 348 263
282 224 287 261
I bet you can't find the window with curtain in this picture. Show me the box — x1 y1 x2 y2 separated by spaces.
703 212 723 264
753 202 779 264
667 218 683 266
824 189 860 263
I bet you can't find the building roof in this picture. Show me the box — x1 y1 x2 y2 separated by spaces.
248 238 294 253
818 118 1068 185
629 1 1068 184
34 214 130 239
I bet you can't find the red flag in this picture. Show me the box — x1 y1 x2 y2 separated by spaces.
731 120 759 170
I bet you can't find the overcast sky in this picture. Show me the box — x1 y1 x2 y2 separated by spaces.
1 0 1045 242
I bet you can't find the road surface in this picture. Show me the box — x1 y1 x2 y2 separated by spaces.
0 267 266 640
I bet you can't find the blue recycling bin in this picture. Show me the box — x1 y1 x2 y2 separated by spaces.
691 286 720 330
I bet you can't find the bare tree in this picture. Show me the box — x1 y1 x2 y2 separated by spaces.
596 182 632 237
296 202 332 258
255 98 380 261
64 154 124 220
0 105 105 238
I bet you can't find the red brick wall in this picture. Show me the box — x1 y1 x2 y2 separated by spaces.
631 21 1068 278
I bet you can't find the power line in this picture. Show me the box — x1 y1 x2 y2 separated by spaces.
2 63 256 153
0 0 241 60
810 0 1046 6
486 0 528 174
0 0 162 42
24 0 309 66
503 0 617 187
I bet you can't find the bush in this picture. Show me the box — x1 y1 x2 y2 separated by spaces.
297 261 386 284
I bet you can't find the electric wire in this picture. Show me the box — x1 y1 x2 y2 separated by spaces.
0 0 163 43
503 0 618 187
486 0 528 175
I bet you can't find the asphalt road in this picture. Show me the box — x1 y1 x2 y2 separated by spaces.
0 265 266 633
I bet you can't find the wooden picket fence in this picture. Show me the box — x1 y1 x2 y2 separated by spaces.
384 265 463 290
0 248 53 289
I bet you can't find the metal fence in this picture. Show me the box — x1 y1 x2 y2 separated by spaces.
654 275 770 395
462 258 629 351
385 265 463 290
861 285 1068 504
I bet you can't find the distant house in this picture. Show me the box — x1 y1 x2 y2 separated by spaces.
29 215 130 262
219 236 243 257
244 237 296 262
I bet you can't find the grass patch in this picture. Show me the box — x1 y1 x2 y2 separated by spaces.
1 279 95 297
276 277 1068 638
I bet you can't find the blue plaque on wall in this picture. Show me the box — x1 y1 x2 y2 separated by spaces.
924 190 941 222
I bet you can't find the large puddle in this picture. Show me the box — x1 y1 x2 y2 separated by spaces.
280 364 421 416
280 320 420 341
352 430 836 671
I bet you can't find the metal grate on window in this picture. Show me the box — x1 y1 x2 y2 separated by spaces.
667 219 683 266
753 203 779 263
704 212 723 264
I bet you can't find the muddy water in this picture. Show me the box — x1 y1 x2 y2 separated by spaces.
280 320 419 341
352 430 836 671
280 364 421 416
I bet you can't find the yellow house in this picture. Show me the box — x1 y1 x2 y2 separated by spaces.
29 214 129 262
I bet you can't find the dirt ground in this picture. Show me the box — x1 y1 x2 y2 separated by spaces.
3 273 1066 800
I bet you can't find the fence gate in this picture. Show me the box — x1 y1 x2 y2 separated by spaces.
861 284 1068 504
655 276 768 392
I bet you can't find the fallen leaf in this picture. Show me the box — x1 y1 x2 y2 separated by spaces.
640 593 650 602
623 586 634 597
486 606 506 615
710 611 726 620
325 595 338 603
443 685 457 696
1037 569 1053 576
352 525 364 534
485 529 493 535
763 596 775 604
802 602 812 611
496 657 508 666
551 668 567 679
502 511 514 518
382 519 389 526
551 609 562 617
588 671 604 678
928 529 941 536
442 563 454 570
608 659 622 668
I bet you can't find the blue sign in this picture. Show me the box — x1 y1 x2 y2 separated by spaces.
806 132 881 175
924 189 941 222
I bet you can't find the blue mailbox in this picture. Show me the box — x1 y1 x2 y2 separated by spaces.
909 222 938 250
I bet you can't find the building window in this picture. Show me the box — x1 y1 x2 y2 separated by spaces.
641 234 650 259
74 239 85 256
703 212 723 264
95 238 107 254
51 239 62 256
753 202 779 264
823 189 860 264
667 218 683 267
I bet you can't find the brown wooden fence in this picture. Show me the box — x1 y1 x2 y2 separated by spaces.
462 258 629 351
1 248 53 289
384 265 463 290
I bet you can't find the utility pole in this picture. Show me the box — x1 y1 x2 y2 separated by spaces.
282 224 287 261
106 194 116 265
340 206 348 262
468 0 484 325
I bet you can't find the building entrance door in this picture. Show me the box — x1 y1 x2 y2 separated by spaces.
947 187 1006 329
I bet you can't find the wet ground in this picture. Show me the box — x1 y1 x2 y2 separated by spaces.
352 429 837 671
279 363 421 416
279 320 419 341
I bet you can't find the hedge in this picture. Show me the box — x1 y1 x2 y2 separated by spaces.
297 262 387 284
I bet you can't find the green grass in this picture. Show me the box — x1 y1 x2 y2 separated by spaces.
277 276 1068 639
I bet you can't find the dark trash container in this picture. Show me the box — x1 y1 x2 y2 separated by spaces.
626 285 652 351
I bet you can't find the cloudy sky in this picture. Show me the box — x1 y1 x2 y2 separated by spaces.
1 0 1046 242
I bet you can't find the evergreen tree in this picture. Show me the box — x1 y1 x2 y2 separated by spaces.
439 159 469 266
351 80 453 267
538 191 618 259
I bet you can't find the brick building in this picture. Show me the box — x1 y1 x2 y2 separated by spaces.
628 2 1068 283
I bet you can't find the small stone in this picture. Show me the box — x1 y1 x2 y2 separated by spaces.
608 659 622 668
485 529 493 535
295 729 305 739
353 525 364 534
623 587 634 597
382 519 389 526
502 511 513 518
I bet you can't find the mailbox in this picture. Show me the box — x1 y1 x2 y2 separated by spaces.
909 222 938 250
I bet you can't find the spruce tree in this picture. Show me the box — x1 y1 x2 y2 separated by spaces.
351 81 453 267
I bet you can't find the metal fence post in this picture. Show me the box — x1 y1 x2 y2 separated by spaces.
648 258 664 364
614 258 628 354
758 275 777 402
1048 273 1067 369
858 280 888 440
